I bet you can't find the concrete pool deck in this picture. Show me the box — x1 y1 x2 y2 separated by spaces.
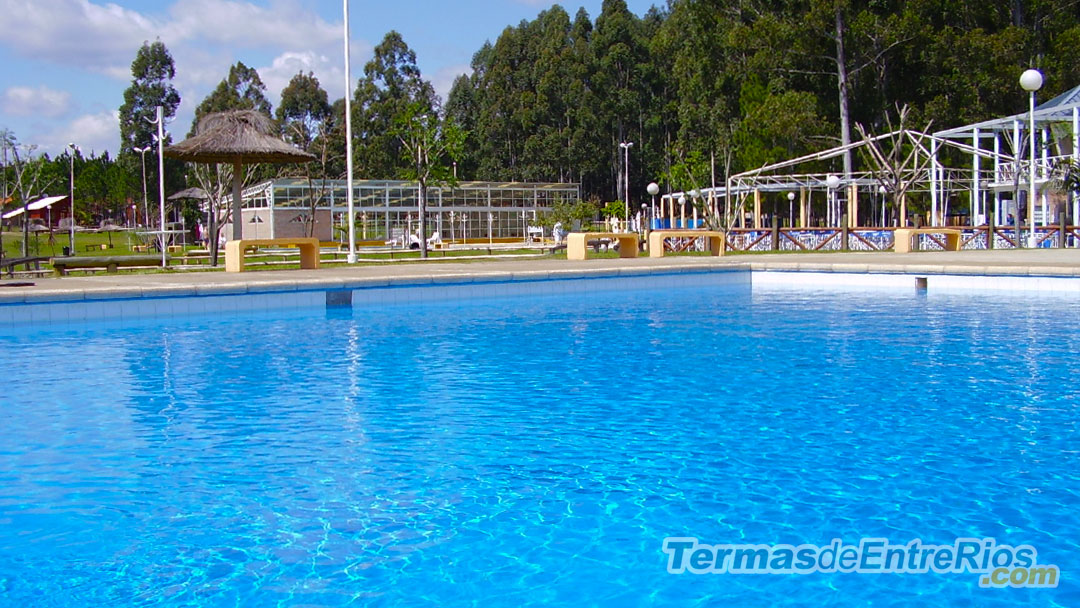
2 248 1080 304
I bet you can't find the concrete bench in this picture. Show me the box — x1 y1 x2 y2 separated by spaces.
2 256 51 277
893 228 962 253
566 232 639 260
648 229 726 257
225 238 320 272
52 255 167 276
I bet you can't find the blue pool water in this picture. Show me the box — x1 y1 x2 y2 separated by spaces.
1 278 1078 607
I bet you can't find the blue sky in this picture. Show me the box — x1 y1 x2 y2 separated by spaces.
0 0 660 159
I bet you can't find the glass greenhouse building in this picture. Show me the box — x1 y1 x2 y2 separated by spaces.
229 178 580 243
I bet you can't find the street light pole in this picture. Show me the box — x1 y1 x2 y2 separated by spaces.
619 142 633 221
151 106 168 267
646 182 659 239
68 142 78 255
1020 68 1043 248
133 145 151 228
343 0 357 263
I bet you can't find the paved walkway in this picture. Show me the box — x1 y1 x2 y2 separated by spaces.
3 248 1080 303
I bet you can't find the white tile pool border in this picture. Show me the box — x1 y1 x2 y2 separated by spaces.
2 266 1078 328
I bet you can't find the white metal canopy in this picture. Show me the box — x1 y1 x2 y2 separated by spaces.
1 195 69 220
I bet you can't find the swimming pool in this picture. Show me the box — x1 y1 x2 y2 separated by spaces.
1 274 1077 606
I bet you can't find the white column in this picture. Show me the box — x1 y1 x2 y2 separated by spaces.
1013 120 1021 232
930 138 938 226
972 128 981 224
1074 107 1079 228
268 188 276 238
1042 126 1049 226
994 133 1002 225
437 188 443 235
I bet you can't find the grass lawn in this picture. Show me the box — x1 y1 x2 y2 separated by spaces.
1 229 204 259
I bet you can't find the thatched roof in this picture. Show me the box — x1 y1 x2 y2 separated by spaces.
168 187 209 200
163 110 315 164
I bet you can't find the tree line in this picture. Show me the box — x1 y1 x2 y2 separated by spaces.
3 0 1079 228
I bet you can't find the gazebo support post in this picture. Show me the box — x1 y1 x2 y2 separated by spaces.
232 161 243 241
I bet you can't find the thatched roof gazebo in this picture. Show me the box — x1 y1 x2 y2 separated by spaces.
164 110 314 241
167 187 208 201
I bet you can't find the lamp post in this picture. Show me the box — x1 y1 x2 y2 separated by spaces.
67 142 78 255
678 194 686 229
826 174 841 227
619 141 633 220
1020 68 1043 248
151 106 168 267
647 182 659 233
787 191 795 228
133 145 151 228
343 0 356 262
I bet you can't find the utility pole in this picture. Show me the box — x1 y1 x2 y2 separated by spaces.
68 142 78 255
134 145 151 227
619 142 634 221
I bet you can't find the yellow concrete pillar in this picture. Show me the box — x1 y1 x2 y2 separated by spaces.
799 188 807 228
754 189 762 229
848 183 858 227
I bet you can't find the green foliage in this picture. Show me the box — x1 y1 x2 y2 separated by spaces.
601 200 625 220
391 103 465 186
352 31 437 179
664 147 710 195
117 41 183 213
119 40 181 151
444 0 1079 206
535 198 601 229
190 62 273 136
277 71 331 150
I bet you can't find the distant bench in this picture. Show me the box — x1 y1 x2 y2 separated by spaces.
225 238 321 272
52 255 167 276
648 229 726 257
566 232 639 260
893 228 962 253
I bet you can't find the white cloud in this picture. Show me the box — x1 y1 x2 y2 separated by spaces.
164 0 339 50
0 0 343 79
430 64 472 105
0 1 375 155
0 0 157 76
258 51 335 105
37 111 120 158
2 85 73 118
